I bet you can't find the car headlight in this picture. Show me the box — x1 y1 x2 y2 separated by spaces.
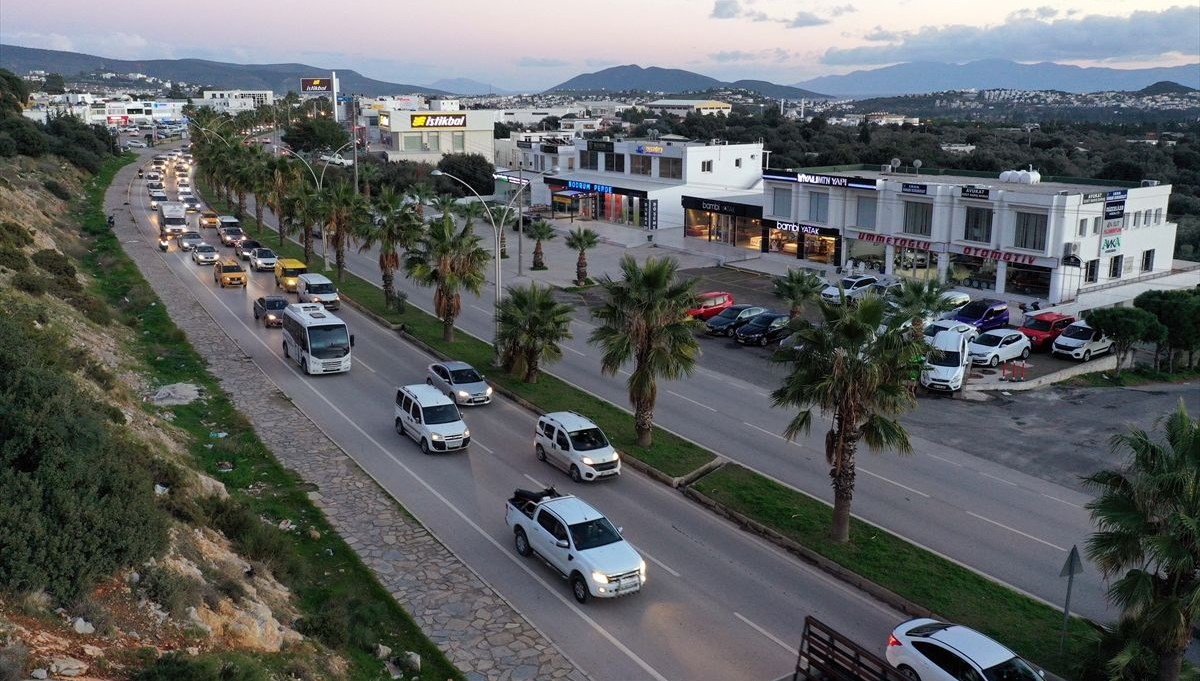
591 571 609 584
581 457 595 466
457 390 470 398
639 560 647 580
462 428 470 439
266 314 276 320
485 386 493 395
431 433 444 441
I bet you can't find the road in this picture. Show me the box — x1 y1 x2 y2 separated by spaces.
115 156 904 681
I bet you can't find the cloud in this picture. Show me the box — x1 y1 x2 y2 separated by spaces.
708 48 798 64
823 6 1200 65
785 11 829 28
711 0 741 19
516 57 569 68
829 4 856 17
863 26 897 41
710 50 759 63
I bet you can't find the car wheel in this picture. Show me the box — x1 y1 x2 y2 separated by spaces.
759 336 768 347
570 465 582 483
514 528 531 557
420 439 431 455
1083 350 1092 362
988 355 999 367
254 310 259 320
395 418 405 436
897 665 921 681
536 444 547 462
571 574 589 604
1020 347 1030 359
300 358 308 374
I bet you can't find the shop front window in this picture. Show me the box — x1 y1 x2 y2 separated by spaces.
403 133 423 152
631 155 651 176
767 228 798 255
855 196 876 230
948 254 997 290
772 187 791 217
903 201 932 236
964 207 993 243
847 239 886 272
604 153 625 173
808 193 829 223
1013 212 1047 250
1004 262 1051 298
580 150 599 170
803 234 837 264
659 157 682 180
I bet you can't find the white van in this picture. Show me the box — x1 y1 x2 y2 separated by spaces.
535 412 621 482
1052 320 1114 361
296 273 340 310
394 384 470 454
920 330 971 393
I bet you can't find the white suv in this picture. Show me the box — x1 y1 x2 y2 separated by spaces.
1051 320 1114 362
535 412 620 482
820 275 878 305
394 384 470 454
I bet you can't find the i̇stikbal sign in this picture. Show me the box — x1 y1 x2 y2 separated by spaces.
409 114 467 129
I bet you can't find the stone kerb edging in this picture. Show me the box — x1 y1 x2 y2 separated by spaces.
964 354 1117 393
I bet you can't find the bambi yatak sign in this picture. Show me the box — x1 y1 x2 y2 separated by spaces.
409 114 467 128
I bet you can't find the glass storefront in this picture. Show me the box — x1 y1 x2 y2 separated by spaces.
846 238 886 272
1004 262 1052 298
685 208 761 249
803 234 837 264
766 227 798 255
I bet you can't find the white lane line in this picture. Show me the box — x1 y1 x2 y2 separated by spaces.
979 471 1019 487
858 468 931 499
523 474 546 489
626 543 681 578
618 369 631 377
571 318 596 329
471 304 492 314
667 390 718 412
473 440 495 455
743 422 787 441
925 452 963 467
733 612 794 653
1043 493 1084 509
180 279 671 681
563 345 587 357
355 357 377 374
966 512 1067 552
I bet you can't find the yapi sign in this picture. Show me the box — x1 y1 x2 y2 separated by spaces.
410 114 467 129
300 78 331 93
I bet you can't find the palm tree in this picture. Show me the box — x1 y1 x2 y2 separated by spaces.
493 209 516 259
524 220 556 271
496 283 574 383
430 193 459 223
407 182 436 221
773 268 824 319
888 279 956 340
1084 400 1200 681
403 212 490 342
771 295 926 543
357 161 382 202
564 227 600 286
589 256 700 447
356 187 424 309
248 154 272 236
283 186 321 264
320 180 366 282
268 157 300 240
454 200 487 232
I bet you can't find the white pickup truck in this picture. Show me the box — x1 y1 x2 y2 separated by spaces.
505 487 645 603
318 152 353 167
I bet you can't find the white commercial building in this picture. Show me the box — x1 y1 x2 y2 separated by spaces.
687 164 1177 305
200 90 274 113
378 109 495 163
647 99 732 116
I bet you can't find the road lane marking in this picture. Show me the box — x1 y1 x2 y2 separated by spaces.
966 512 1067 552
355 357 377 374
473 440 495 455
858 468 931 499
1042 493 1084 509
924 452 963 467
979 471 1019 487
733 612 794 653
667 390 718 412
626 543 681 578
618 369 631 377
743 422 787 441
563 345 587 357
471 304 491 314
523 474 546 489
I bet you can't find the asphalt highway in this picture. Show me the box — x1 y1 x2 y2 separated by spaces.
116 157 905 681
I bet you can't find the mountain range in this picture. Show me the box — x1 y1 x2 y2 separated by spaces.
427 78 517 95
546 65 829 100
794 59 1200 96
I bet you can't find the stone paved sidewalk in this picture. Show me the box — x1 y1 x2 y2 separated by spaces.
106 155 586 681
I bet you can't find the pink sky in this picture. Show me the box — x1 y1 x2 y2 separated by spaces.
2 1 1197 90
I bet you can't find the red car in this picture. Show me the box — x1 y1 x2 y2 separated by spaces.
688 291 734 320
1018 311 1076 351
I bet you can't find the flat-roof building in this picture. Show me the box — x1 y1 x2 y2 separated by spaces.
647 99 732 117
378 109 495 164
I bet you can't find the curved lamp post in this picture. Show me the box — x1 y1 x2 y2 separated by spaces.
277 140 356 272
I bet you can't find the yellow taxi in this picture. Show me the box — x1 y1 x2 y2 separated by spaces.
199 210 220 229
214 258 248 288
274 258 307 293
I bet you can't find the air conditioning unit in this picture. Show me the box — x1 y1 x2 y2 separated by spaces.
1064 241 1080 257
1141 179 1160 187
880 164 891 173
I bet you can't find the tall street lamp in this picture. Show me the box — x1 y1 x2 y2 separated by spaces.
430 169 531 367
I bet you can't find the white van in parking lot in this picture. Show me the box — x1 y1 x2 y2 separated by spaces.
535 412 621 482
394 384 471 454
1052 320 1114 361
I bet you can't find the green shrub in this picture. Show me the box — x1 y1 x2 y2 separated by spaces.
0 642 29 680
201 497 301 582
134 652 270 681
0 221 33 248
11 270 46 295
69 292 113 325
42 179 72 201
31 249 76 278
0 245 29 271
83 359 115 390
139 565 204 618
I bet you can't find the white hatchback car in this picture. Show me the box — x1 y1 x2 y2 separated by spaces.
968 329 1031 367
248 247 278 272
887 618 1044 681
923 320 979 345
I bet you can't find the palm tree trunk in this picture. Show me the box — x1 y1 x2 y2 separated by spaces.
576 251 587 286
382 269 395 308
533 240 545 269
499 231 508 259
237 191 246 218
334 229 346 282
1158 649 1183 681
255 199 265 237
827 414 856 544
442 317 455 342
633 398 654 448
303 225 313 265
524 351 540 384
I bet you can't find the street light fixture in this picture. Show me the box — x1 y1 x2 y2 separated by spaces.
430 169 532 367
277 139 357 272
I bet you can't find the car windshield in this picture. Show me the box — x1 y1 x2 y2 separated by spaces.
221 265 242 273
255 249 276 259
569 427 610 452
196 246 215 253
241 241 260 250
422 403 462 425
225 228 243 236
1022 318 1053 331
929 350 961 368
449 368 482 384
958 301 990 318
839 277 859 288
182 233 200 240
307 283 336 294
282 267 305 277
925 325 951 338
982 657 1042 681
975 334 1003 347
1062 325 1093 340
308 324 350 359
569 518 623 551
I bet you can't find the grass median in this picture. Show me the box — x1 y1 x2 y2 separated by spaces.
213 181 1098 677
93 158 463 680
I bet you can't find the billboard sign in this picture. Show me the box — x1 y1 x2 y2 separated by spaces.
300 78 331 93
409 113 467 128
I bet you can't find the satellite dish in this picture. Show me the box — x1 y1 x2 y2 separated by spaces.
913 159 923 176
890 157 901 170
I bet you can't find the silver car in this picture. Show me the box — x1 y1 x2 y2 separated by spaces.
248 247 278 272
191 244 219 265
427 361 493 406
178 231 203 251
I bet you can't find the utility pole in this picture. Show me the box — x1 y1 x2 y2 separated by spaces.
517 164 524 276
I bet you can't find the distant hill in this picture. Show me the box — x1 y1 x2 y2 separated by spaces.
547 64 828 100
1137 80 1197 96
795 59 1200 97
0 44 447 96
428 78 517 96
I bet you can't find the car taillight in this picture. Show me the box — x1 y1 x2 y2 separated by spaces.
888 634 902 647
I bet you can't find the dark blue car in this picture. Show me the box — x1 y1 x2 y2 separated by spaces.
953 299 1010 332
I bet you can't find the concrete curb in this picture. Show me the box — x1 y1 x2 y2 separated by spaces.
965 354 1117 393
681 486 935 620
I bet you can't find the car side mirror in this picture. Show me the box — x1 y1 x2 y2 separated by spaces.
617 526 623 533
555 539 569 549
349 335 355 347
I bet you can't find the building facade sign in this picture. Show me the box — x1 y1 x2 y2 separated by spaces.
568 180 613 194
410 113 467 128
300 78 331 93
587 140 615 153
1082 192 1106 204
950 244 1058 267
901 183 927 195
773 221 824 235
636 144 665 154
763 169 878 191
681 195 762 218
516 140 533 149
1101 235 1122 256
378 112 390 127
848 231 943 252
1103 200 1126 222
961 186 991 200
540 143 561 154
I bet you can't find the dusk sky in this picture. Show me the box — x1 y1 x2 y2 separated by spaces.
2 1 1197 90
